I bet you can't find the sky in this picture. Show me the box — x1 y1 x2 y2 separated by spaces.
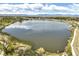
0 0 79 3
0 3 79 15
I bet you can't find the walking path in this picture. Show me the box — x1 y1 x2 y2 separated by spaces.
71 27 79 56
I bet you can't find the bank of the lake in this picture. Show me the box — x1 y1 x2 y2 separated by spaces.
0 16 78 56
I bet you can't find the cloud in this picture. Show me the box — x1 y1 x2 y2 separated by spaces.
0 3 79 15
72 3 79 7
28 3 43 9
0 0 79 3
68 3 79 12
42 4 74 12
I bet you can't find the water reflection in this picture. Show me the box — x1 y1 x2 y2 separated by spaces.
2 20 70 52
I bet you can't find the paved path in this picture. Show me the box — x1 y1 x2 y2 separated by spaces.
71 27 79 56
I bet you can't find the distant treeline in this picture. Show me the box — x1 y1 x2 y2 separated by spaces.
0 16 79 21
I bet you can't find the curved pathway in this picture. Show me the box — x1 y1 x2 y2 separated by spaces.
71 27 79 56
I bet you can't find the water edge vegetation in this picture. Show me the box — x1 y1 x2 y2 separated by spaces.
0 16 79 56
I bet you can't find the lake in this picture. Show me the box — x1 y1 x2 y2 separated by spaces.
2 20 71 52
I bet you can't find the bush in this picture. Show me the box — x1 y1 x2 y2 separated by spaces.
65 40 72 56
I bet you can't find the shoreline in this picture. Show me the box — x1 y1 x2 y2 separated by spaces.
0 16 79 56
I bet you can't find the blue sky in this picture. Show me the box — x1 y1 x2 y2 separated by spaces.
0 3 79 15
0 0 79 3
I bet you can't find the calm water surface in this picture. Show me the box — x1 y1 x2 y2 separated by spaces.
2 20 70 52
